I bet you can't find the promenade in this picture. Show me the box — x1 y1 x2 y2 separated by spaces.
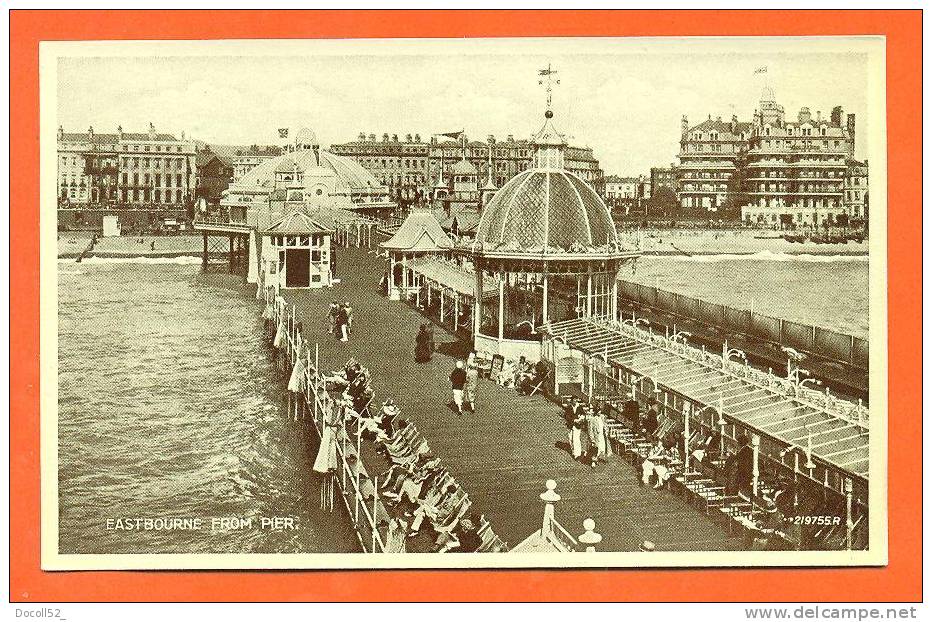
285 247 741 551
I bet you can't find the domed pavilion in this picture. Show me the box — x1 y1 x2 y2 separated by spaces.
468 108 640 360
221 126 395 234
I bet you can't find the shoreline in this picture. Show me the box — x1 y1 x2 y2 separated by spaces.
58 248 868 259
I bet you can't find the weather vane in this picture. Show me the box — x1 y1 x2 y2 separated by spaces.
538 64 560 112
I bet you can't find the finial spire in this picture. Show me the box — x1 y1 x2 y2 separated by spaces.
538 64 560 115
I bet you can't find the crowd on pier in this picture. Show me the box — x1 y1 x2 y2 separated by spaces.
322 357 507 553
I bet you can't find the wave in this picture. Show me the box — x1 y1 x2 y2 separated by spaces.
670 250 869 263
58 255 203 265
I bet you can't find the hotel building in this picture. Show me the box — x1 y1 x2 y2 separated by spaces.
57 124 197 207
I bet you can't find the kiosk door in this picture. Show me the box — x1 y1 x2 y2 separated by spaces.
285 248 310 288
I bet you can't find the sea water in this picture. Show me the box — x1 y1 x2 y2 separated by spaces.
57 259 359 554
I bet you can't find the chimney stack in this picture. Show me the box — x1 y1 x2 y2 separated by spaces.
391 133 398 142
88 126 94 138
117 125 123 140
148 122 156 140
405 133 412 142
57 125 64 140
831 106 843 126
414 133 421 142
368 133 376 142
358 132 366 141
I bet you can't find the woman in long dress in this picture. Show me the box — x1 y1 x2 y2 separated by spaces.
570 410 586 460
414 324 433 362
313 402 341 474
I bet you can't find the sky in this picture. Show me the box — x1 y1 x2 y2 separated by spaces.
55 38 874 175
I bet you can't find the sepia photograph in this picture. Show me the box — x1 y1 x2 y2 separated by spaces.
40 35 887 570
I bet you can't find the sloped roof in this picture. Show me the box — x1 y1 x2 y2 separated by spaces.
264 208 333 234
450 159 478 175
381 210 454 251
687 118 753 137
407 256 499 298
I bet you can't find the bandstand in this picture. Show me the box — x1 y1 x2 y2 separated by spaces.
467 107 640 361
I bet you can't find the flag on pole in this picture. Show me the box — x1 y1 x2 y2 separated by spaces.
436 131 463 140
754 66 768 74
278 128 289 139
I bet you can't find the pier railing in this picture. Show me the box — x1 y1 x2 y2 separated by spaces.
266 292 389 553
617 280 869 371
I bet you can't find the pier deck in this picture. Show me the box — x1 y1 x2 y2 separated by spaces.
285 247 740 551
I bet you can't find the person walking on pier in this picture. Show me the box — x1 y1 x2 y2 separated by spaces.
414 324 434 363
344 301 354 335
463 353 479 413
328 301 339 335
449 360 467 415
336 303 350 342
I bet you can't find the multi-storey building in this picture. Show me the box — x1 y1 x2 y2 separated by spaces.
677 114 752 214
679 88 860 227
650 164 677 196
57 123 197 207
329 131 604 203
844 158 869 223
741 91 855 227
603 175 641 214
232 145 283 182
329 133 429 202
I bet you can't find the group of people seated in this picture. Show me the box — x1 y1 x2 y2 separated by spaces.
372 415 500 553
326 357 505 554
491 355 549 395
325 358 374 416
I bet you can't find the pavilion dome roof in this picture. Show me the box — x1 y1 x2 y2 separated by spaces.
235 146 382 193
470 169 621 256
295 127 319 147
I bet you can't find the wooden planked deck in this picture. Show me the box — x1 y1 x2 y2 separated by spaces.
286 247 742 552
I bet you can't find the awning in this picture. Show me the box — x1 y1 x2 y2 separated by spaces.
406 256 499 299
541 316 869 480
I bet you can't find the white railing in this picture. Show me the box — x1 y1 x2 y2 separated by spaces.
267 290 388 553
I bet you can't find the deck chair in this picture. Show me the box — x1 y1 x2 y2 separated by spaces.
434 498 473 541
432 490 470 531
527 367 550 396
386 438 430 466
477 535 508 553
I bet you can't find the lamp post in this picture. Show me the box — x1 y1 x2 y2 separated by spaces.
670 328 691 350
722 339 746 370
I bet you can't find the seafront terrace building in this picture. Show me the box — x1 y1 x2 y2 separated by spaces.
57 123 197 207
740 92 856 228
678 87 860 227
677 113 751 214
329 132 604 204
843 158 869 223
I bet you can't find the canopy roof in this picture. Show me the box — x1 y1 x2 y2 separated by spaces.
381 210 454 251
407 256 499 298
541 316 869 481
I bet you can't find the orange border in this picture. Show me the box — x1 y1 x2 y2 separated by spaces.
11 10 921 602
